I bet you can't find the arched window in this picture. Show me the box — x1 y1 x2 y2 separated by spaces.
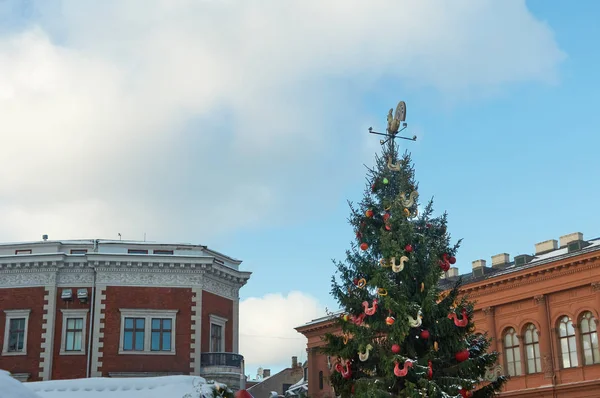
524 323 541 373
580 311 600 365
558 316 578 368
318 370 323 390
504 327 522 376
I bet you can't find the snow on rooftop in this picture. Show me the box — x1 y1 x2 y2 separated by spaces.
20 374 223 398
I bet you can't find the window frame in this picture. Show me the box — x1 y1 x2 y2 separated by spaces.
118 309 178 355
15 249 32 255
523 323 542 374
558 316 578 369
127 249 149 254
503 327 522 376
150 318 173 352
209 314 228 353
579 311 600 365
2 309 31 356
153 250 174 255
70 249 88 254
59 309 89 355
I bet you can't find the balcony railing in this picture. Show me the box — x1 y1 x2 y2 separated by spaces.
201 352 244 368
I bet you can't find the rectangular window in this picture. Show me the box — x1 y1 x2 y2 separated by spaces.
211 324 223 352
70 249 88 254
65 318 84 351
15 249 32 255
153 250 173 255
3 310 30 356
123 318 145 351
119 309 177 355
60 309 88 355
151 318 172 351
128 249 148 254
8 319 26 352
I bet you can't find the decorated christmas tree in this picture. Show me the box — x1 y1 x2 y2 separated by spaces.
321 102 507 397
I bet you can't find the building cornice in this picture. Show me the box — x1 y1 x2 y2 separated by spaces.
0 255 251 300
460 252 600 299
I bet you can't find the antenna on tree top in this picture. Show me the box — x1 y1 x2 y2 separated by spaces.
368 100 417 145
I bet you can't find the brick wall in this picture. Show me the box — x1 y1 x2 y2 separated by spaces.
201 291 233 352
51 287 92 380
0 287 46 381
100 286 193 375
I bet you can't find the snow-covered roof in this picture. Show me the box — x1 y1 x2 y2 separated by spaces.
23 374 222 398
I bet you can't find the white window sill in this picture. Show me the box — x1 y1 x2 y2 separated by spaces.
59 350 86 356
2 351 27 356
118 350 176 356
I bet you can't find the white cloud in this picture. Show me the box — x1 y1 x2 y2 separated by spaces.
239 291 324 374
0 0 564 242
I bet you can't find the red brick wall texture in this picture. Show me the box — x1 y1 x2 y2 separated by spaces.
0 285 234 380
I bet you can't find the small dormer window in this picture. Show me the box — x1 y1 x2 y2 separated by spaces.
15 249 32 255
128 249 148 254
70 249 87 254
153 250 174 255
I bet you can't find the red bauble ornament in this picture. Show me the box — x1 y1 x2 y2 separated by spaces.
365 209 374 218
391 344 401 354
385 224 391 231
383 213 391 222
455 349 470 362
449 256 456 264
235 390 254 398
420 329 430 340
360 243 369 251
405 244 413 253
459 388 473 398
355 231 362 239
353 278 359 285
386 316 395 325
426 223 432 228
351 385 355 394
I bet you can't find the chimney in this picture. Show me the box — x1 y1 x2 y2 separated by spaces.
491 253 510 269
559 232 584 248
446 267 459 278
292 356 298 368
535 239 558 255
263 369 271 378
472 259 486 278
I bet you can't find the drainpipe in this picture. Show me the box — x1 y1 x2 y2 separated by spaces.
544 297 557 398
86 266 97 378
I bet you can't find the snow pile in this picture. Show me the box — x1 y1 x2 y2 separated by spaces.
23 374 221 398
0 370 42 398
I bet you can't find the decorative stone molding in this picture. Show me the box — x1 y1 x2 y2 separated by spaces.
591 282 600 292
39 286 57 380
190 288 202 375
0 271 57 288
483 307 494 316
90 286 107 377
57 270 95 287
534 295 546 305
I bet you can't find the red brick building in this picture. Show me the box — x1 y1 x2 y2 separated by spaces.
297 232 600 397
0 239 251 389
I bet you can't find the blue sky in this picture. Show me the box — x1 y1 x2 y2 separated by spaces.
1 0 599 379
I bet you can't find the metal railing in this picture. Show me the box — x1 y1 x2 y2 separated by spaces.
200 352 244 368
